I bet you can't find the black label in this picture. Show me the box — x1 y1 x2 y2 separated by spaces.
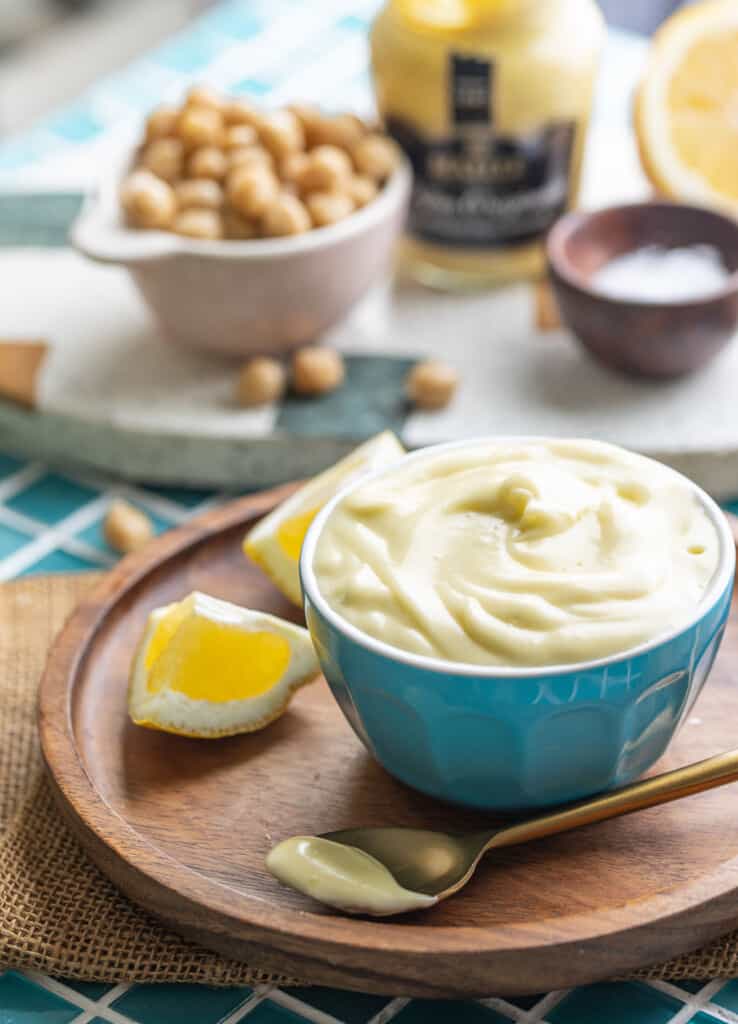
450 54 492 126
386 53 576 250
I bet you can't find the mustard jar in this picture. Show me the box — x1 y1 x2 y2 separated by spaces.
370 0 604 288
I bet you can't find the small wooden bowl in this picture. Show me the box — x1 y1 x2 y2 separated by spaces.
547 202 738 378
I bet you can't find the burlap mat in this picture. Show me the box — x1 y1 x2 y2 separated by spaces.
2 573 738 988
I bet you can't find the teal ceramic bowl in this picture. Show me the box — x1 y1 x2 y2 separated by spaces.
300 440 735 811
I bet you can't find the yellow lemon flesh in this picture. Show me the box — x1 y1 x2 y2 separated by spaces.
244 431 405 606
636 0 738 216
129 591 319 738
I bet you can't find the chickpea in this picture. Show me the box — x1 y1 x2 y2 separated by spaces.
351 134 398 181
223 97 260 126
104 500 153 554
228 165 280 218
145 105 179 142
177 105 224 150
257 109 304 160
309 113 365 150
174 178 223 210
173 207 224 239
139 137 184 183
346 174 378 208
187 145 228 180
306 190 354 228
295 145 352 193
288 102 322 136
405 360 458 410
228 144 273 174
280 151 309 184
223 124 257 150
185 83 223 110
236 356 286 406
222 207 259 239
292 346 345 396
120 170 177 229
260 192 311 237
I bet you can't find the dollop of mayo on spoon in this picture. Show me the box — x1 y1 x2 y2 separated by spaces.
266 836 438 916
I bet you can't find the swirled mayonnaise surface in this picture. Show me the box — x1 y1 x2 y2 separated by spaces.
313 440 719 668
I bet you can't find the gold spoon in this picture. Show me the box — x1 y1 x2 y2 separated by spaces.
267 748 738 916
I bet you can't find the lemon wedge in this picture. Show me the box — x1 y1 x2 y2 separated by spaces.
243 430 405 606
128 591 319 737
636 0 738 217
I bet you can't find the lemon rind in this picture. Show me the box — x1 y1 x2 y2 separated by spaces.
635 0 738 217
127 593 319 738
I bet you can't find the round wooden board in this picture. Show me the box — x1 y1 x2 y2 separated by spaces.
39 486 738 998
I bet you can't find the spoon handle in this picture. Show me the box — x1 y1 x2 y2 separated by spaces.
489 748 738 850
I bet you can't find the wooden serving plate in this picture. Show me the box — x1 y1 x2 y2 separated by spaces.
39 486 738 998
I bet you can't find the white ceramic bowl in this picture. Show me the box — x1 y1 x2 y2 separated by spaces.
71 152 411 357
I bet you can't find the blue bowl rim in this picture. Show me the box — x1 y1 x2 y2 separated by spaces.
299 436 736 679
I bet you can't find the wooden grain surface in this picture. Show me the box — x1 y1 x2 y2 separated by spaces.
37 492 738 998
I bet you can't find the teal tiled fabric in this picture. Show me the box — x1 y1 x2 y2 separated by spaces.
6 474 98 525
20 549 97 575
59 979 113 1000
710 979 738 1011
549 983 682 1024
393 1000 510 1023
148 485 213 508
0 453 23 478
286 987 391 1022
111 982 252 1022
0 522 32 559
249 1003 312 1024
0 972 79 1024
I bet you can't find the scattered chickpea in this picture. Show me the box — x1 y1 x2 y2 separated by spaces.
351 134 398 181
223 124 257 150
306 190 354 228
260 193 311 236
145 105 179 142
309 113 365 150
346 174 378 208
223 97 260 126
236 356 287 406
120 170 177 229
227 144 274 173
177 105 224 150
174 178 223 210
104 500 154 554
228 165 280 218
185 83 223 110
295 145 352 194
292 346 345 396
173 208 224 240
187 145 228 180
222 207 259 239
405 360 458 410
257 109 304 160
139 137 184 183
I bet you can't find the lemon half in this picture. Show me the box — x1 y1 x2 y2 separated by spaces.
129 591 319 737
636 0 738 217
243 430 405 606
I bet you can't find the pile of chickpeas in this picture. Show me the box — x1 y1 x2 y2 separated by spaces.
119 85 398 240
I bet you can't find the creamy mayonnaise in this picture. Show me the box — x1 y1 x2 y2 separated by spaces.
266 836 437 915
313 439 719 668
